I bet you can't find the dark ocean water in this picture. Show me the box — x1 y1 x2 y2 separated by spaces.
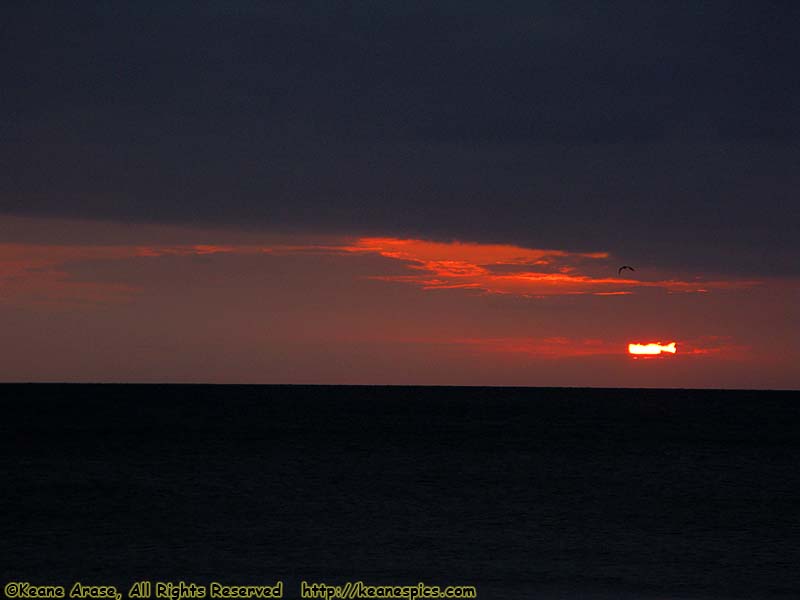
2 384 799 599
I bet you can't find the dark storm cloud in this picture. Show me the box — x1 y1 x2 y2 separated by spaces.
2 1 798 275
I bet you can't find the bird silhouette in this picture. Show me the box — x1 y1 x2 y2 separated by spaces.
618 265 635 275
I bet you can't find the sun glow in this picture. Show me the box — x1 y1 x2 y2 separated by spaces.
628 342 677 355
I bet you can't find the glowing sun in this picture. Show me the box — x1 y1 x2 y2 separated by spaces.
628 342 677 355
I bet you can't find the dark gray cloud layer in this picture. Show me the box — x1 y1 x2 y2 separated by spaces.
2 1 799 275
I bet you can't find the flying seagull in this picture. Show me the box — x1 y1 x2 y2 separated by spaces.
618 265 635 275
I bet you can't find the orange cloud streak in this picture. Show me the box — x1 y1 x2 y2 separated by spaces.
0 235 763 306
343 237 608 264
341 237 761 297
454 336 620 358
0 243 251 305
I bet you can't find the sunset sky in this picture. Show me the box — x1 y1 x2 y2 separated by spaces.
2 2 798 388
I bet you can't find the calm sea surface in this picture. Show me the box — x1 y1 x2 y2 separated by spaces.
2 384 799 599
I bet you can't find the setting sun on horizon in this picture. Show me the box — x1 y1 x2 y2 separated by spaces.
628 342 678 356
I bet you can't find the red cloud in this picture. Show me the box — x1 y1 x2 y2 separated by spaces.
339 237 761 297
0 235 762 306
